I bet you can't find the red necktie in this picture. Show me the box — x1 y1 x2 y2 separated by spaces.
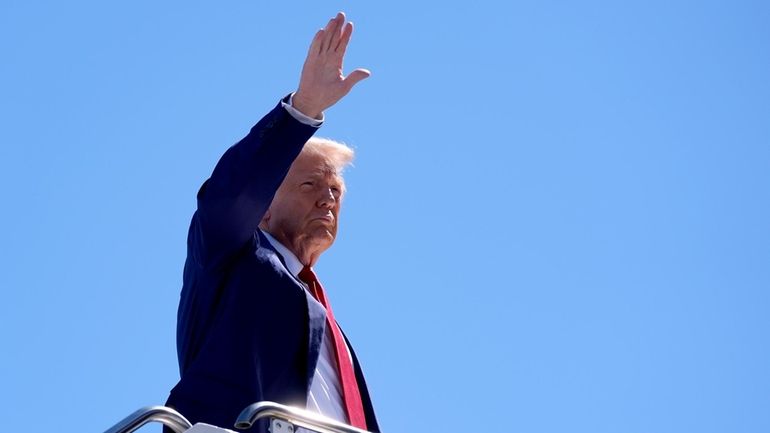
298 266 368 430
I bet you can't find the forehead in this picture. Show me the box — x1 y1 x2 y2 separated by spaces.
290 153 342 181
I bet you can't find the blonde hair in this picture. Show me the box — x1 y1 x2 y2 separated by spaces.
300 137 355 174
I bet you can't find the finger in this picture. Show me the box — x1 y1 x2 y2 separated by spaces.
328 12 346 52
343 68 371 91
308 29 324 56
321 13 343 52
320 17 336 52
335 21 353 55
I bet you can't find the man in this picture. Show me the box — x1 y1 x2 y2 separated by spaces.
165 12 379 432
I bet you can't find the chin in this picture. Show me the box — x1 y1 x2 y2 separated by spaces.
314 230 336 247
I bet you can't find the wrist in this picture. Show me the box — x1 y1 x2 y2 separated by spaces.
291 91 323 120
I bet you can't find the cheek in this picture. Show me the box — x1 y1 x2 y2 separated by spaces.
272 203 299 227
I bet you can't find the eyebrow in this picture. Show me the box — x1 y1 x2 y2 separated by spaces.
306 167 341 179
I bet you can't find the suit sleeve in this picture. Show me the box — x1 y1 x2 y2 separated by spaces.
191 96 319 269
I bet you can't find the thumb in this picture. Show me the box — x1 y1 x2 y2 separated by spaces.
343 68 371 91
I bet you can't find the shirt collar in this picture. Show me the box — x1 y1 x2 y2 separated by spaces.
260 229 303 277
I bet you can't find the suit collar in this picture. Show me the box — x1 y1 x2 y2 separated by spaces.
260 229 303 276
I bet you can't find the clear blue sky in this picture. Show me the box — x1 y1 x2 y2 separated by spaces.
1 1 769 432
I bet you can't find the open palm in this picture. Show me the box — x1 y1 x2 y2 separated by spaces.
292 12 370 119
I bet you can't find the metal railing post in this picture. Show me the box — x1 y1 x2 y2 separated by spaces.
104 406 192 433
235 401 371 433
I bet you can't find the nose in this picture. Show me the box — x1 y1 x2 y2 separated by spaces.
317 187 337 209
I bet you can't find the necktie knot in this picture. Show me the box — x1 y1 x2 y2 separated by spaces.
298 265 318 286
298 266 324 304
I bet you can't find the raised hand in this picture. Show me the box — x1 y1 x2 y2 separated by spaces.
292 12 371 119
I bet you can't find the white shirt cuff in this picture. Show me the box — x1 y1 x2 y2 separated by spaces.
282 93 324 127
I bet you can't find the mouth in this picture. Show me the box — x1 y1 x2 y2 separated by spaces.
311 214 334 223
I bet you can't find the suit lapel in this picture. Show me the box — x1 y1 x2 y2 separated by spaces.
255 230 326 395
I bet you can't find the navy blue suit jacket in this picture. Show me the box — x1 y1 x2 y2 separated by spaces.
166 98 380 432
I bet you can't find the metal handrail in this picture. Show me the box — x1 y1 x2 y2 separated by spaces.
236 401 371 433
104 406 192 433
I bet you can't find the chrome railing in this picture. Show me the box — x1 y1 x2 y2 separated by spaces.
236 401 371 433
104 401 370 433
104 406 192 433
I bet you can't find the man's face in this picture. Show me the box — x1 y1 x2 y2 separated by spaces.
263 152 344 261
